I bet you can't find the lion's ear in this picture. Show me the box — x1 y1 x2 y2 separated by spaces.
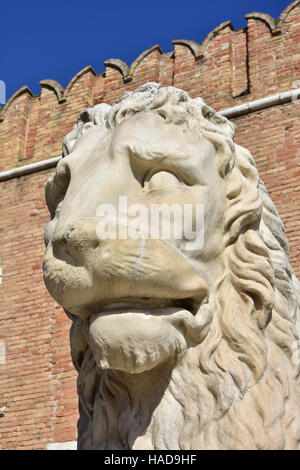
200 103 236 140
224 144 262 246
234 144 257 175
218 139 235 178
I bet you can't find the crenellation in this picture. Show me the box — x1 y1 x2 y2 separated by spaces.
245 12 279 34
0 3 299 170
39 80 65 104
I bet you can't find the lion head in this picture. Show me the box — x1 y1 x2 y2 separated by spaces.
43 83 300 450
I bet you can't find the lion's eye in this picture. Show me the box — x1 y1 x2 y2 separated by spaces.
145 171 182 191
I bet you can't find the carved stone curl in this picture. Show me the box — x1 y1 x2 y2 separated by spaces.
43 83 300 450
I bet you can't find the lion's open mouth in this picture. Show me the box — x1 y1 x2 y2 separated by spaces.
94 296 200 316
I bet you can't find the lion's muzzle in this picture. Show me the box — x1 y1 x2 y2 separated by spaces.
44 218 209 318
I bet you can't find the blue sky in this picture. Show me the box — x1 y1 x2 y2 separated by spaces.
1 0 290 101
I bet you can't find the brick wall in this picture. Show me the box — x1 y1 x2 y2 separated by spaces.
0 0 299 449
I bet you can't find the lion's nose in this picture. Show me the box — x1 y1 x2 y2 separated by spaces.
53 220 100 254
61 225 75 245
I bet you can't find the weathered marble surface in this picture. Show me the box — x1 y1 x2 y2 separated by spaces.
43 83 300 450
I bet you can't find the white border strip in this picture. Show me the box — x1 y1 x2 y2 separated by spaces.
0 87 299 182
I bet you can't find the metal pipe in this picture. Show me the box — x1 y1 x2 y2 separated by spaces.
219 88 300 118
0 156 61 182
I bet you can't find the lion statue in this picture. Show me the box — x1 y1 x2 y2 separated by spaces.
43 83 300 450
